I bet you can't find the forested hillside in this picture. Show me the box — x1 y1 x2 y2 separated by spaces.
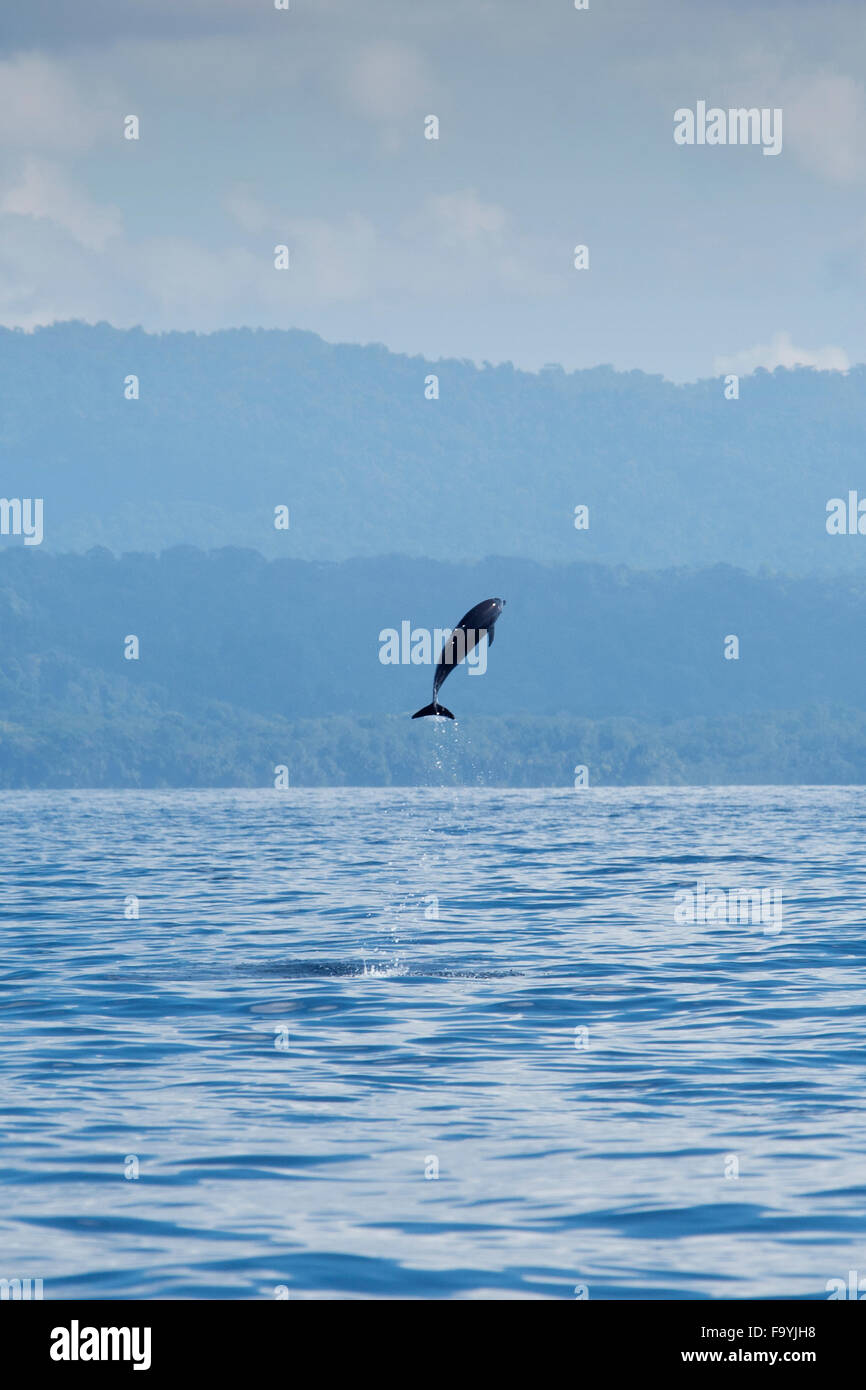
2 322 865 572
2 547 866 785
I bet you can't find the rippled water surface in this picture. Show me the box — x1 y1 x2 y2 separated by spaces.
1 787 865 1299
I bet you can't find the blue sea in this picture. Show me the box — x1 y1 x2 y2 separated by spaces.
1 787 864 1300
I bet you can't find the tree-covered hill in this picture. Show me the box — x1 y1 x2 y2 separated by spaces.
2 322 866 572
2 547 866 785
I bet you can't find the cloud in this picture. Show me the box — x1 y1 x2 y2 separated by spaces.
0 178 556 339
223 185 528 300
0 160 121 250
223 194 384 301
0 6 864 377
714 331 849 376
783 72 866 184
398 191 555 297
419 190 508 249
286 215 385 301
0 54 116 152
224 186 270 236
343 40 435 122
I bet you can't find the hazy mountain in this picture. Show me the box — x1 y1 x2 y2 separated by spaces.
2 547 866 785
2 322 866 573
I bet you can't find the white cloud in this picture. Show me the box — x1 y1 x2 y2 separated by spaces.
0 160 121 250
419 190 508 249
222 194 384 301
0 13 863 376
0 54 117 152
278 213 381 301
344 40 434 122
0 179 557 338
221 187 530 306
224 186 271 236
714 331 849 375
783 72 866 184
0 213 121 325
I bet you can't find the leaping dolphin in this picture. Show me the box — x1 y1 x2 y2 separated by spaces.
411 597 505 720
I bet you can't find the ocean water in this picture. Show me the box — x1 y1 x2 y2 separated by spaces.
1 786 865 1301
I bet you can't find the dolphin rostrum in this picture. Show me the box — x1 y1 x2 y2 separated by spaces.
411 597 505 721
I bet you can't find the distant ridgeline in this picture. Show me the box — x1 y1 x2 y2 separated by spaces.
3 322 866 572
2 548 866 786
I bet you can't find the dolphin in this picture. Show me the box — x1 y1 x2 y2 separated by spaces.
411 597 505 720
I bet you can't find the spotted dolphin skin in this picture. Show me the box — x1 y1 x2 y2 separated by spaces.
411 597 505 720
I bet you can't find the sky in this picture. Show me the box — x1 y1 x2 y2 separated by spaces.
0 0 864 380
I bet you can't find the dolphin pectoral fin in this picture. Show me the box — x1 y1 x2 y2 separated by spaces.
411 702 456 720
487 626 494 646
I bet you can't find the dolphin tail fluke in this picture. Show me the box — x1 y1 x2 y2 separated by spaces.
411 702 455 720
